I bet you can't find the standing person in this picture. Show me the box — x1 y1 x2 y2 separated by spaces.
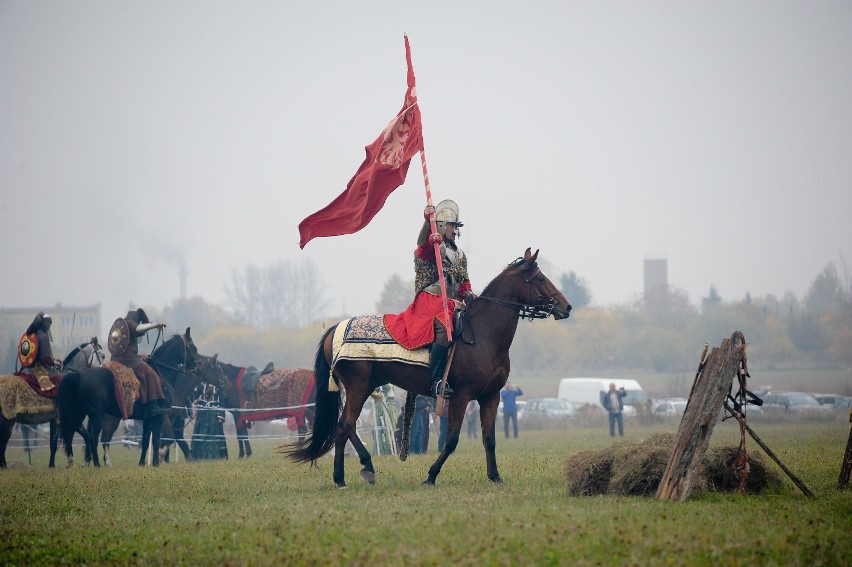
501 383 524 439
384 200 477 398
603 382 627 437
465 400 479 439
17 312 60 392
108 308 167 417
437 413 448 452
410 395 433 454
191 384 228 460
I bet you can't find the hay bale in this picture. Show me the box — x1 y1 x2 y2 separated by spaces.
565 433 782 497
703 446 783 494
566 450 614 496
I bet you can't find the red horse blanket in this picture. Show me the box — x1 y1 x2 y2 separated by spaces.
236 368 315 429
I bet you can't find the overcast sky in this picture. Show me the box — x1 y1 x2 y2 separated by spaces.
2 1 850 329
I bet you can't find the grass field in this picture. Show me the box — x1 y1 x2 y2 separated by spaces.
2 415 850 566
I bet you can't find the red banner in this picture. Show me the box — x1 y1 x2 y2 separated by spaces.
298 36 424 248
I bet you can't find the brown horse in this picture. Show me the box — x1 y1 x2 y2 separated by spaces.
284 248 571 487
213 362 316 458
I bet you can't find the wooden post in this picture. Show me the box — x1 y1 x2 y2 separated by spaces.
839 408 852 490
656 333 746 501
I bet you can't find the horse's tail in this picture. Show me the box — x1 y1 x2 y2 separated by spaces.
281 325 340 464
58 372 85 457
398 391 417 461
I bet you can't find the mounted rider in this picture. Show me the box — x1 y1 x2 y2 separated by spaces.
385 199 476 398
108 308 168 417
18 311 60 392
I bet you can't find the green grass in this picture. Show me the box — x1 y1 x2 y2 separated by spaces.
2 419 850 566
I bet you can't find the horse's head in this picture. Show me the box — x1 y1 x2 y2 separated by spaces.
480 248 572 320
196 353 232 394
62 336 106 372
151 327 197 369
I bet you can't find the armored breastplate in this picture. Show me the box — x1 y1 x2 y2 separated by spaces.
415 242 469 297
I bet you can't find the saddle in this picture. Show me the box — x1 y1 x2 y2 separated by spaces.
241 362 274 395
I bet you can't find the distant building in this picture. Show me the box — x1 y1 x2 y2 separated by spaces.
0 304 101 372
643 258 668 299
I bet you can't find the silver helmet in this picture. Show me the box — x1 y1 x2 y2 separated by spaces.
435 199 463 236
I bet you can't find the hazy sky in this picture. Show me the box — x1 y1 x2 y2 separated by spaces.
2 1 851 328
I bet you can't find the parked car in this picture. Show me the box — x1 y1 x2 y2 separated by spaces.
497 400 527 420
813 394 851 409
652 399 687 416
751 385 773 398
761 391 833 414
523 398 577 419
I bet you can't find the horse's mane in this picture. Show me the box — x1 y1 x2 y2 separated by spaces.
479 257 535 297
151 333 191 362
63 345 82 366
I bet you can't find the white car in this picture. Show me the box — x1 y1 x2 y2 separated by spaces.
652 399 687 416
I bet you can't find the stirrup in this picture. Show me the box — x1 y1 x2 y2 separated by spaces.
431 380 453 398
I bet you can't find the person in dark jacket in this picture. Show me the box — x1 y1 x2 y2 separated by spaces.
602 382 627 437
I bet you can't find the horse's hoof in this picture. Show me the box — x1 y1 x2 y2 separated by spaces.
360 471 376 484
422 478 436 486
336 483 348 489
489 476 504 484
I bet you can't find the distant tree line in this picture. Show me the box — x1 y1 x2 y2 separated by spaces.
2 260 849 377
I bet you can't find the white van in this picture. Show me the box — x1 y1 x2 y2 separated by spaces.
557 378 648 416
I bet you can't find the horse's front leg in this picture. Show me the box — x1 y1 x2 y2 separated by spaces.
150 414 164 467
424 401 466 485
478 393 503 484
101 415 119 467
139 419 151 466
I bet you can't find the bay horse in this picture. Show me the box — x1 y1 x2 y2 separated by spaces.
58 328 225 467
212 359 316 458
285 248 571 487
0 337 103 469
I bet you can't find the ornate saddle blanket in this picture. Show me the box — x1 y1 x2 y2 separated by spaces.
12 371 60 399
102 361 140 420
236 368 315 428
0 374 56 422
329 316 429 392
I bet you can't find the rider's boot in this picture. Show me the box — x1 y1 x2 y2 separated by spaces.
428 343 453 398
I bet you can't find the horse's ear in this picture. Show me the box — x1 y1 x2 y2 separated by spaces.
212 353 219 362
531 249 539 263
524 248 532 261
184 327 192 340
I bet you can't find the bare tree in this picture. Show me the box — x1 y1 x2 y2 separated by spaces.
376 273 414 314
224 258 329 328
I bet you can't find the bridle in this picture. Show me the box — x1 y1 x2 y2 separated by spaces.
457 262 559 346
475 264 558 321
149 335 199 377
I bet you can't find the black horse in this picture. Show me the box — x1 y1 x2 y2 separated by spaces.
0 337 103 469
159 354 231 464
58 328 224 467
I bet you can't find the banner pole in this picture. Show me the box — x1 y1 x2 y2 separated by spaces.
419 149 452 418
418 148 453 337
